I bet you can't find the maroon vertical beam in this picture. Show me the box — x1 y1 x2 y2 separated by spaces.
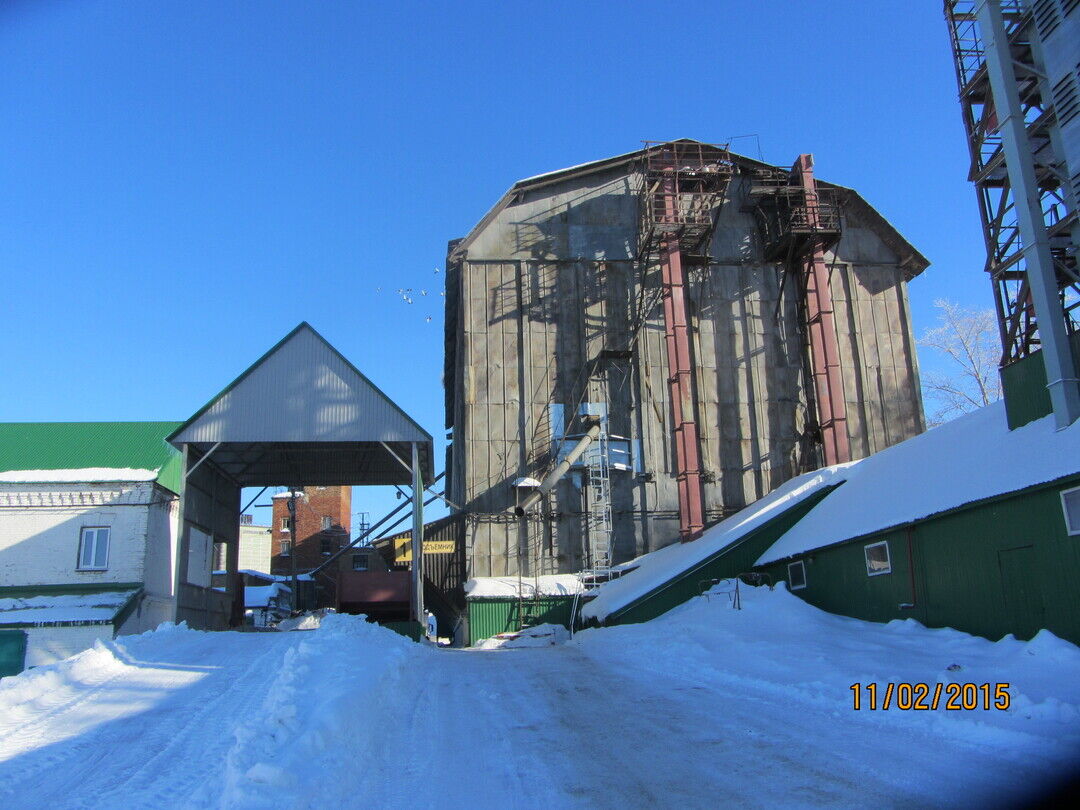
793 154 851 466
660 235 706 542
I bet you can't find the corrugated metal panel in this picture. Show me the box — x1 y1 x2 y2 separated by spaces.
171 324 431 445
380 514 467 608
1001 332 1080 429
758 474 1080 644
467 596 578 645
0 422 182 494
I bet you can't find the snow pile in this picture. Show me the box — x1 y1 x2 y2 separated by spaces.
475 624 570 649
582 465 851 622
0 468 158 483
758 401 1080 564
573 585 1080 807
0 589 137 625
220 614 424 809
275 610 331 631
465 575 586 598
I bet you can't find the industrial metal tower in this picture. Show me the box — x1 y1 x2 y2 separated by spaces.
945 0 1080 428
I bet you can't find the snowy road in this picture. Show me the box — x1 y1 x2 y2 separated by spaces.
0 628 300 809
1 590 1078 809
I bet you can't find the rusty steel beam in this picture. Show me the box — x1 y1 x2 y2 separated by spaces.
659 230 706 542
793 154 851 467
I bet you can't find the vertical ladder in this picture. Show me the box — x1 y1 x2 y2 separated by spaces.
583 398 613 577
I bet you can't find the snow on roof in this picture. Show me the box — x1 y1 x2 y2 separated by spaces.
245 582 290 608
271 490 307 499
465 575 586 599
0 468 158 483
757 401 1080 566
0 589 138 626
581 465 853 623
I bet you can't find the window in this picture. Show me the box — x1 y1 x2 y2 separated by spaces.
1062 486 1080 536
321 516 333 531
78 527 110 571
321 535 332 555
280 539 291 556
281 517 292 532
864 541 892 576
352 554 369 571
787 560 806 590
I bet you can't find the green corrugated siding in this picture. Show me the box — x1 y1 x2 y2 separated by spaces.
758 473 1080 644
606 486 839 626
467 596 578 645
1001 331 1080 430
0 630 27 678
0 422 183 495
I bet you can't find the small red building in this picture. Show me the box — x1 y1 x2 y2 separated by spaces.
335 548 411 623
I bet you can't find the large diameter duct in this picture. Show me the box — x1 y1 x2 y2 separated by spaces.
514 417 602 516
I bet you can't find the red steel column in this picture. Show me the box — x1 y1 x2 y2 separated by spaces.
659 233 706 542
794 154 850 466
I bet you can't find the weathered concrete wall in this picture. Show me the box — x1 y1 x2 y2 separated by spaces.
448 161 925 577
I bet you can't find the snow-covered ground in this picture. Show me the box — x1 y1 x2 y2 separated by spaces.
1 588 1077 809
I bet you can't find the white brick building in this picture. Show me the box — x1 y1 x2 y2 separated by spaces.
0 422 182 675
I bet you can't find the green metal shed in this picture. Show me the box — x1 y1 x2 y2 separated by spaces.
757 473 1080 644
467 594 579 645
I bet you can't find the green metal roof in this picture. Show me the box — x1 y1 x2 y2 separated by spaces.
0 422 183 495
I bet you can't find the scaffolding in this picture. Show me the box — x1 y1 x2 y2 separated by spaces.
636 142 733 543
749 157 850 467
944 0 1080 364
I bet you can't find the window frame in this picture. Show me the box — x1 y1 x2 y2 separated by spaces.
352 554 369 572
280 539 292 556
281 516 292 532
787 560 806 590
1061 485 1080 536
864 540 892 577
321 516 333 531
77 526 111 571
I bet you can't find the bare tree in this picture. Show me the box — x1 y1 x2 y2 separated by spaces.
918 299 1002 427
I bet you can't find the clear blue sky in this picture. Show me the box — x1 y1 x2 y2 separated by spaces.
0 1 990 527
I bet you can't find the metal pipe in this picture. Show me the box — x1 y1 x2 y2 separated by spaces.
513 417 601 516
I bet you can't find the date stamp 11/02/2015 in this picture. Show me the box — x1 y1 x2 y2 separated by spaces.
850 682 1011 711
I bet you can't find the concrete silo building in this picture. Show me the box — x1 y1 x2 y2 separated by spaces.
443 140 929 578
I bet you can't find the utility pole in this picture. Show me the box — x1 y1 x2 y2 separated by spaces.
287 488 300 613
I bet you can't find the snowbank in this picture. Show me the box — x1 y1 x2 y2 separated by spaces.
581 465 851 622
465 575 585 598
757 401 1080 564
220 614 424 809
474 624 570 649
574 584 1080 807
0 468 158 483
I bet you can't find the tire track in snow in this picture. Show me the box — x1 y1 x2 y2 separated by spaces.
0 631 299 809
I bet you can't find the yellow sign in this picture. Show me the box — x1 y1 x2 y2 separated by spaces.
394 538 456 561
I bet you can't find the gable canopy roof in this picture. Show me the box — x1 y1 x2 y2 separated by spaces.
0 422 183 494
168 323 433 487
450 138 929 278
